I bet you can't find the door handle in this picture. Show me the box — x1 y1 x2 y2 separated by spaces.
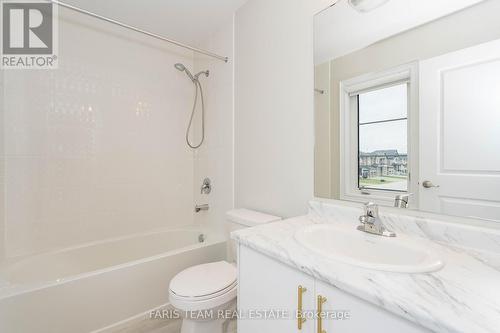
317 295 327 333
297 285 307 330
422 180 440 188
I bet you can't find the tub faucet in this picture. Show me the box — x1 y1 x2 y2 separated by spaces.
200 178 211 194
195 204 209 213
357 202 396 237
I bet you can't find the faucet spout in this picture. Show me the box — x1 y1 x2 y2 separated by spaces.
195 204 209 213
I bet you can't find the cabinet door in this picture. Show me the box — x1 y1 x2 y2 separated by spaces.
315 280 431 333
238 245 315 333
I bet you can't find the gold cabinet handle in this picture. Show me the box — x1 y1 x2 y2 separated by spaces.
317 295 327 333
297 285 307 330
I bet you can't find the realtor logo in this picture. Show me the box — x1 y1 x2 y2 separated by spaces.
1 0 58 69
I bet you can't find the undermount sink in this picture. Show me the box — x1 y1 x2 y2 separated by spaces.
294 224 444 273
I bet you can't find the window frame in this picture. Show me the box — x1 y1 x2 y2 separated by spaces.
339 63 419 207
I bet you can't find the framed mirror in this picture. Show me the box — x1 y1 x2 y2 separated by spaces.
314 0 500 222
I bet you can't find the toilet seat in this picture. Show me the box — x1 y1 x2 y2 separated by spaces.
170 283 237 312
169 261 237 312
172 279 238 302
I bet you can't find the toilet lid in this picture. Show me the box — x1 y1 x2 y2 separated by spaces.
169 261 237 298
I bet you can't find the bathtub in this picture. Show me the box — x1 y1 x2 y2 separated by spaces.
0 226 226 333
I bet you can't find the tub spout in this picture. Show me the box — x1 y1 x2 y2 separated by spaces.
195 204 209 213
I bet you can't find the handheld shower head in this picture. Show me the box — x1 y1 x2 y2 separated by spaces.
174 63 209 149
174 63 195 82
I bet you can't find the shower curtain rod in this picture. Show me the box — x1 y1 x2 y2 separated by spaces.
50 0 229 63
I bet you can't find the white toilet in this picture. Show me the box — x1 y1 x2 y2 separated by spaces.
169 209 281 333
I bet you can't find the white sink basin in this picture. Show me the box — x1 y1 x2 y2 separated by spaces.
294 224 444 273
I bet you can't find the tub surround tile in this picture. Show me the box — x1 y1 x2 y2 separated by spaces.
232 199 500 333
2 8 196 258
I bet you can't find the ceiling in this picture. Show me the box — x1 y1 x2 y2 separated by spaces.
61 0 248 46
314 0 487 64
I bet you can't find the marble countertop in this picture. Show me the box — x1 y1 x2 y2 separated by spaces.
231 201 500 333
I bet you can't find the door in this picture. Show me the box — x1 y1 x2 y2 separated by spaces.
419 39 500 221
315 280 430 332
238 245 315 333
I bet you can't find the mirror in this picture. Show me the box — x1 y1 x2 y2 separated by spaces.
314 0 500 222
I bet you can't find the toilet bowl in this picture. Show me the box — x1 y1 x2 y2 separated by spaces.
169 261 237 333
169 209 281 333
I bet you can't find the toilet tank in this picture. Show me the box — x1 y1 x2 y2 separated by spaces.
225 209 281 262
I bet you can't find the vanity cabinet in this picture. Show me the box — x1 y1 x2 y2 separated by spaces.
238 244 315 332
315 280 429 333
238 245 431 333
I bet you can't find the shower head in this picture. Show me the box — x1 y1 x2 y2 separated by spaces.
174 63 195 82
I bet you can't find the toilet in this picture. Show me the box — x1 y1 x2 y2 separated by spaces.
169 209 281 333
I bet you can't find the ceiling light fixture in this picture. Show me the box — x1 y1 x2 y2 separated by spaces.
348 0 390 13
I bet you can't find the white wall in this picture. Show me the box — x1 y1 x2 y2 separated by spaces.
193 16 234 233
234 0 332 218
1 9 196 258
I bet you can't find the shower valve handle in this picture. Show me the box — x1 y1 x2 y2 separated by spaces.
201 178 211 194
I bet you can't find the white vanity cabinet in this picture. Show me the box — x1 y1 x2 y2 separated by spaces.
238 245 431 333
238 244 315 333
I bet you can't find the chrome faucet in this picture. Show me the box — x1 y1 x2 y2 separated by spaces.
357 202 396 237
195 204 209 212
200 178 211 194
394 194 411 208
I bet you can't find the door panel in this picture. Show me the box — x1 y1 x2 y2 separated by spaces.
419 39 500 221
315 280 430 333
238 246 315 333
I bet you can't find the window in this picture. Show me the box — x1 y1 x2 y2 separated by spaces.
357 84 408 192
340 63 417 205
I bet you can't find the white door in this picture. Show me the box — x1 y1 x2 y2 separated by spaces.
419 39 500 222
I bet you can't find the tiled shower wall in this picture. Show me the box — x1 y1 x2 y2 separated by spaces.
1 9 197 258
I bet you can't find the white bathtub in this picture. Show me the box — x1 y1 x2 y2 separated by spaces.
0 226 226 333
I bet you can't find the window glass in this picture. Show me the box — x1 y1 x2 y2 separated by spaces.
358 84 407 124
358 84 408 192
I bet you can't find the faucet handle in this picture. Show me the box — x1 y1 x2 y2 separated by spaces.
200 178 211 194
363 202 378 218
358 202 396 237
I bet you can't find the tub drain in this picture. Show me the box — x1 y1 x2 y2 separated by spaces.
198 234 206 243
